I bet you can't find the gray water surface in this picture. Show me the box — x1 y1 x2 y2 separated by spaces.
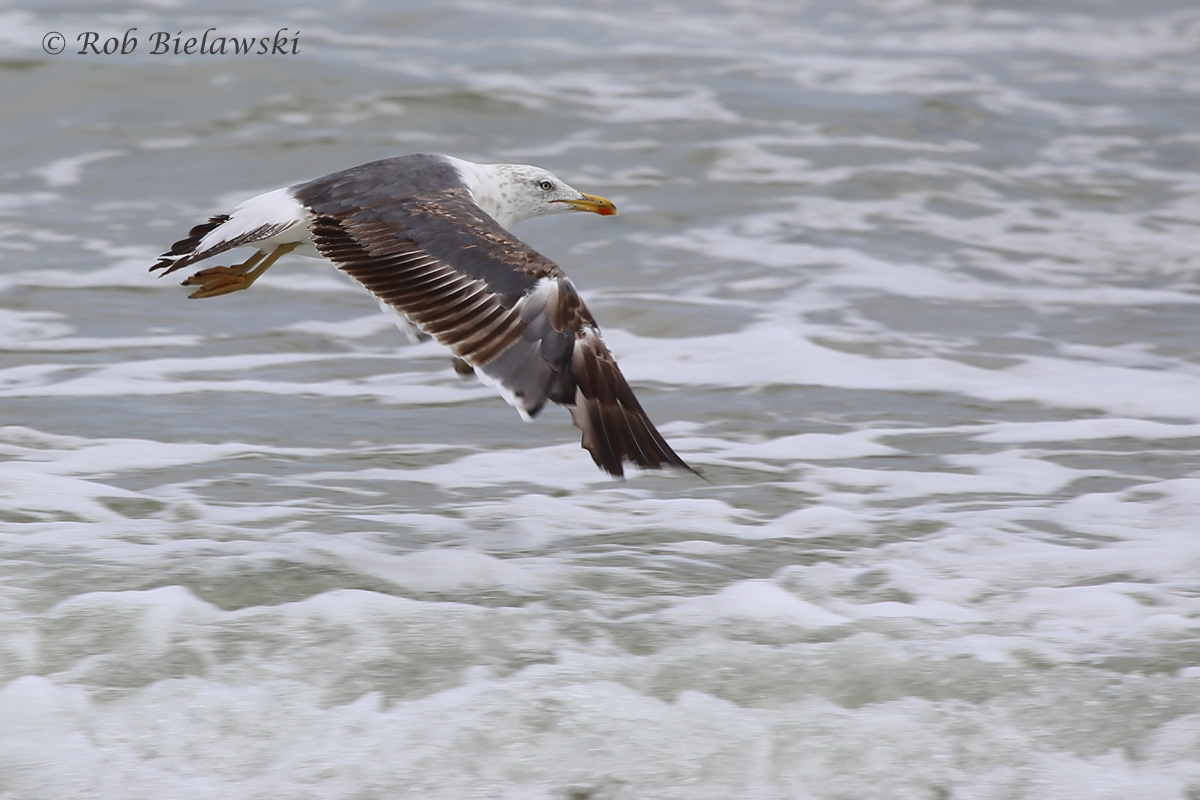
3 1 1200 798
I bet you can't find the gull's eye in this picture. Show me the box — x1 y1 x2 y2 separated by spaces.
538 180 554 191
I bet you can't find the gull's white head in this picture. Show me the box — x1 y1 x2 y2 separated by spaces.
448 157 618 230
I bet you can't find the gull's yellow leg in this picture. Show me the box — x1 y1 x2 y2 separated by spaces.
184 242 300 299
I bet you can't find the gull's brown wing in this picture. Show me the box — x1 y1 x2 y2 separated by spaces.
303 186 693 478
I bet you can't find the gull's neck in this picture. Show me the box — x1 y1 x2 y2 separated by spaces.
443 156 520 229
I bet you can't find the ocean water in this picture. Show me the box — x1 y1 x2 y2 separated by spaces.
2 0 1200 797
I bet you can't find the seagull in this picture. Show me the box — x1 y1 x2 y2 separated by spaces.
151 153 694 478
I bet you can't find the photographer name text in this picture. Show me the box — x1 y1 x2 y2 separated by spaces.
42 28 301 56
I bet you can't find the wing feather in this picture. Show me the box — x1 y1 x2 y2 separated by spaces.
305 189 693 478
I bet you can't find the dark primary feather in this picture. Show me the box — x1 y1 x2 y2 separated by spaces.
150 215 230 274
305 187 693 478
150 215 294 275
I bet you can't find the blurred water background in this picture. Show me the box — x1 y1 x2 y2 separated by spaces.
2 1 1200 797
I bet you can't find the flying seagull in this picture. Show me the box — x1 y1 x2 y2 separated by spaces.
151 153 694 478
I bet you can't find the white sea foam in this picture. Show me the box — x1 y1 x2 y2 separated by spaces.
663 579 851 629
33 150 125 189
602 322 1200 423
